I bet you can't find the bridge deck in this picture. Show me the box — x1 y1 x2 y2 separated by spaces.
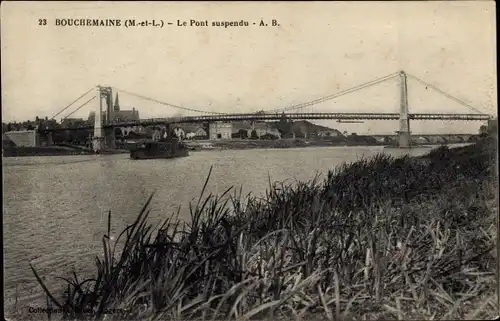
40 112 491 132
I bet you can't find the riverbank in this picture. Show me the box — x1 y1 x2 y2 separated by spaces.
21 137 497 320
2 146 129 157
2 146 94 157
185 138 466 152
2 138 473 157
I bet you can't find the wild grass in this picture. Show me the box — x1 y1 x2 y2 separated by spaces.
28 137 498 321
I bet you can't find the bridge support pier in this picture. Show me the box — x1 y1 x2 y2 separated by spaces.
104 127 116 149
47 132 53 146
92 137 105 153
92 85 117 151
397 129 411 148
398 71 411 148
165 123 171 137
93 86 104 153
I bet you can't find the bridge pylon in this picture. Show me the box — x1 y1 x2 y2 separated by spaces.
92 85 116 151
92 86 105 152
398 70 411 148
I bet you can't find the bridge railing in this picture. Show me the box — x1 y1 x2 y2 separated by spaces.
37 112 492 132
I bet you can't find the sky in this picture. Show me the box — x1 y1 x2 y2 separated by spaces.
1 1 497 134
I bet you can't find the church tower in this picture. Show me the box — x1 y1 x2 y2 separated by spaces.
114 93 120 112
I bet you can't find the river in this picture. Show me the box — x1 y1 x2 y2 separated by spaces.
2 144 469 312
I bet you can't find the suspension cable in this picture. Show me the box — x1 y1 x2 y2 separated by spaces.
406 73 487 115
113 87 227 115
61 96 96 120
264 72 400 113
50 87 94 120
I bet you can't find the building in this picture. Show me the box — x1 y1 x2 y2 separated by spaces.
248 122 281 139
231 121 282 139
111 93 140 122
118 125 147 137
232 121 252 138
209 122 232 140
2 133 16 147
172 123 207 140
87 93 140 124
3 130 40 147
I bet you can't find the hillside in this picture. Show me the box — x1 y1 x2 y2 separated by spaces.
268 119 344 137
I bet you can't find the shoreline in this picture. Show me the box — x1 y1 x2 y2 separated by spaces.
2 146 129 157
12 136 496 320
2 140 472 157
2 143 474 158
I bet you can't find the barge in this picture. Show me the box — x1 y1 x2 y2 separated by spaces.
129 138 189 160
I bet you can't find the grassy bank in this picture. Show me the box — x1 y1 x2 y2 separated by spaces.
25 137 497 320
2 146 95 157
185 138 386 151
186 138 479 152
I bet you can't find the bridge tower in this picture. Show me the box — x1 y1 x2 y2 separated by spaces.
397 70 411 148
92 86 105 152
92 85 116 152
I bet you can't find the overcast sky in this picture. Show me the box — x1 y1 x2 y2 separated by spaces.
1 1 496 134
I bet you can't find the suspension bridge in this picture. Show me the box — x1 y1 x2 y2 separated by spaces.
42 70 493 150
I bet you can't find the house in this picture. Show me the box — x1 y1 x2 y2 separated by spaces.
231 121 281 139
209 122 232 140
117 125 146 137
172 123 207 140
232 121 252 138
3 130 40 147
2 133 16 147
247 122 281 139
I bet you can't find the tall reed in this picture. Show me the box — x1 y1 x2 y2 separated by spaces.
29 137 498 320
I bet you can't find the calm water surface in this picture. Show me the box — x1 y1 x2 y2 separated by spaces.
3 145 468 311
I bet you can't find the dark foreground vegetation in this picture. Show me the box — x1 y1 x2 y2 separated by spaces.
25 137 498 320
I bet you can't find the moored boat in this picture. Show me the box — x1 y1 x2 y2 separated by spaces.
129 138 189 160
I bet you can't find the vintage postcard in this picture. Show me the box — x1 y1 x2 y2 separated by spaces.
2 1 498 320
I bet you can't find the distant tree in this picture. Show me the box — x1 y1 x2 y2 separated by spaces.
277 112 292 136
250 129 259 139
114 128 123 139
293 127 304 139
261 133 278 140
237 129 248 139
487 119 497 136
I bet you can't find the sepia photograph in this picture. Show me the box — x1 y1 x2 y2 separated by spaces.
1 1 498 320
